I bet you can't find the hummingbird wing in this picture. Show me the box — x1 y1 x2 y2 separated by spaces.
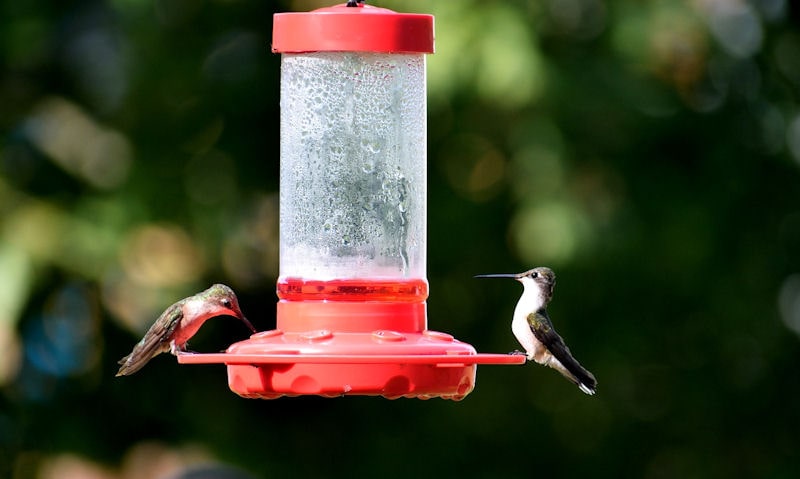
116 301 183 376
528 309 597 395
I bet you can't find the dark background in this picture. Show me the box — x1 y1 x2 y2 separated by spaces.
2 0 800 478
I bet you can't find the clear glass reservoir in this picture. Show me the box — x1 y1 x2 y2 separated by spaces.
278 51 427 300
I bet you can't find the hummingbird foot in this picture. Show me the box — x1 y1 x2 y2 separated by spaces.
169 341 192 355
509 350 535 361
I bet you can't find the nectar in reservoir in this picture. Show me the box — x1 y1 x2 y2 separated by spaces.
277 277 428 303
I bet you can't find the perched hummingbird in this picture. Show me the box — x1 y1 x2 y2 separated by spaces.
116 284 256 376
475 267 597 395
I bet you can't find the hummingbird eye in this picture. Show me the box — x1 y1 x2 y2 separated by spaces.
221 298 231 308
530 271 538 279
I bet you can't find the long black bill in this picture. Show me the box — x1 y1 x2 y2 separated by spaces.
237 314 257 333
474 273 520 279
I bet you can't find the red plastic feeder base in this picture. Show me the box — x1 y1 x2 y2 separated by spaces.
178 329 524 400
178 300 525 400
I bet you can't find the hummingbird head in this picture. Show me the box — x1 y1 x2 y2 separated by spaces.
475 266 556 303
516 267 555 302
199 284 257 333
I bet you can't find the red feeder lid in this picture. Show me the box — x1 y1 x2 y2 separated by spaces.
272 3 434 54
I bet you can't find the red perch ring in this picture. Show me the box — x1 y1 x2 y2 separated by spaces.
178 323 525 401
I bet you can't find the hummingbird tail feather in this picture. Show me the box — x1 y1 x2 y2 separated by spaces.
549 355 597 395
578 383 595 395
116 354 149 376
116 338 171 376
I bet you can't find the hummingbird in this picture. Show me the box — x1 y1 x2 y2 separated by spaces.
116 283 256 376
475 267 597 395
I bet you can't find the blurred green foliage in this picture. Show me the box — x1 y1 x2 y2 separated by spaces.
2 0 800 477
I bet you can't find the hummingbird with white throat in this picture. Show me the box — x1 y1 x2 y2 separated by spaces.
116 283 256 376
475 267 597 395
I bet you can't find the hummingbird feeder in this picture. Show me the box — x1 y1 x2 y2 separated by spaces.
179 2 524 400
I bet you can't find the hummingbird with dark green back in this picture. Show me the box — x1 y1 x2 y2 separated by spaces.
475 267 597 395
116 283 256 376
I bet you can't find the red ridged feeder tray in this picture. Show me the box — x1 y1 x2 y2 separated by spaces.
178 2 524 400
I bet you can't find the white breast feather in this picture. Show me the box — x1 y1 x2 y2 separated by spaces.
511 277 546 360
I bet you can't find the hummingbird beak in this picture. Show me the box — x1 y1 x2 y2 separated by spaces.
226 304 257 333
238 315 257 334
474 273 520 279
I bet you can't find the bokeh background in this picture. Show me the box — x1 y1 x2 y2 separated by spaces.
2 0 800 477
